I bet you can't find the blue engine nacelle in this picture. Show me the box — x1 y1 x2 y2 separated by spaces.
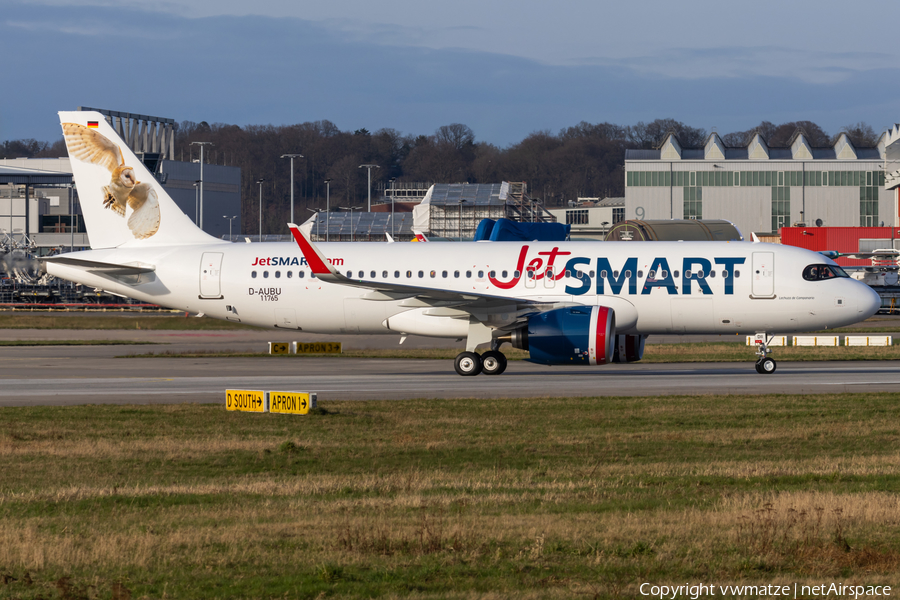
612 334 646 363
510 306 616 365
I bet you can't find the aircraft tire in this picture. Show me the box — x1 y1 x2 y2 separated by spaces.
455 351 483 376
756 357 777 374
481 350 507 375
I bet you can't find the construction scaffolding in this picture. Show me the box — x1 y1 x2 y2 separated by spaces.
415 182 554 240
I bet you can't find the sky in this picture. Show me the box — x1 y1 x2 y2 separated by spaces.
2 0 900 146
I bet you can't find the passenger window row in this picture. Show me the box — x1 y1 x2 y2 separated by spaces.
251 271 314 279
250 269 741 280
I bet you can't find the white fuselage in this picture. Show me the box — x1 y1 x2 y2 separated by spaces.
47 240 881 338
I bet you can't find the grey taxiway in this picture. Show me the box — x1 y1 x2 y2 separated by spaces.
1 323 899 407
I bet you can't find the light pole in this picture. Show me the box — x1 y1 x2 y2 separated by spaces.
191 141 213 230
324 179 332 242
281 153 304 224
255 179 265 240
223 215 238 240
341 206 362 242
193 180 201 224
389 177 396 236
358 164 380 212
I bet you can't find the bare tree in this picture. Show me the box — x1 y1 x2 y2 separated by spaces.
328 154 362 205
435 124 475 150
627 119 706 148
723 120 831 148
840 122 879 147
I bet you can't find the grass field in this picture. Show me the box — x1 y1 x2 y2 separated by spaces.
0 340 150 347
0 314 259 331
1 395 898 599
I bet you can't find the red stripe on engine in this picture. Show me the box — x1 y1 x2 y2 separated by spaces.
595 306 609 365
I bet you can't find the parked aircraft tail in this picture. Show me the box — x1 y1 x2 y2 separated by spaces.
59 111 221 249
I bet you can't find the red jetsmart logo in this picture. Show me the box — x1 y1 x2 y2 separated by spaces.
251 256 343 266
488 245 571 289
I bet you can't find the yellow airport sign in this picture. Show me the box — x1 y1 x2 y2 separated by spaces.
294 342 342 354
269 342 291 354
226 389 267 412
269 391 317 415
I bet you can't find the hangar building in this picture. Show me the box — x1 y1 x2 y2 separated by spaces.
625 130 896 237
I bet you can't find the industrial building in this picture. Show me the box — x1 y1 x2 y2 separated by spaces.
625 129 899 237
0 160 80 252
546 197 624 240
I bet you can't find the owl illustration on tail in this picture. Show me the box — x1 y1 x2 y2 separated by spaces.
62 122 161 239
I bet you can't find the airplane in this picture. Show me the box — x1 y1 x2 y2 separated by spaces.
44 110 883 376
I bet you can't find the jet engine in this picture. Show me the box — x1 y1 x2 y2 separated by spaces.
509 306 616 365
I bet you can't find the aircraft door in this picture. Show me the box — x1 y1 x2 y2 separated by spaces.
751 252 775 298
544 268 556 289
199 252 224 299
524 270 536 289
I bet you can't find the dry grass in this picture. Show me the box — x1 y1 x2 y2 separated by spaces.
1 395 899 598
0 313 258 330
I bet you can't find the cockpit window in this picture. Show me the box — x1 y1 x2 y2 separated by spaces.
803 264 849 281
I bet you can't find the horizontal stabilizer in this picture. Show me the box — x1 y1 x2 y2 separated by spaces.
43 256 155 275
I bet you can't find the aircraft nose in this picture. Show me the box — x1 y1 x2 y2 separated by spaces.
858 283 882 318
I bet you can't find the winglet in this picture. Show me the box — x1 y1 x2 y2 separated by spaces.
288 222 341 280
412 230 429 242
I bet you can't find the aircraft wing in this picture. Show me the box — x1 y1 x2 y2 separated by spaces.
287 223 562 313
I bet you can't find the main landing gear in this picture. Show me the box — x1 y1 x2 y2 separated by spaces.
754 334 777 374
454 349 508 376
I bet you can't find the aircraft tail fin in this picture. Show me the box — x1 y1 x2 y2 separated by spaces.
59 111 221 249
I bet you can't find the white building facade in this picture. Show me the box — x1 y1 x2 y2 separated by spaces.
625 131 896 236
547 197 624 240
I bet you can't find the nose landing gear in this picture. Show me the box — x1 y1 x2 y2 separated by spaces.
754 334 777 374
